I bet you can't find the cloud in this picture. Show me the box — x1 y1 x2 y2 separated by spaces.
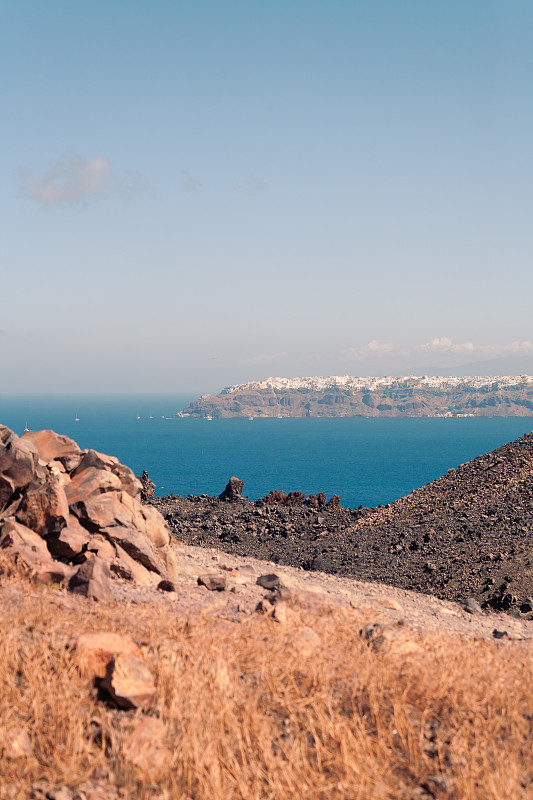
245 352 288 364
233 178 269 197
18 152 141 206
181 169 202 193
345 339 533 366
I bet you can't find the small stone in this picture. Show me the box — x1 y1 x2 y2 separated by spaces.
197 572 227 591
256 573 281 591
157 579 177 592
493 629 510 639
462 597 483 615
100 651 156 709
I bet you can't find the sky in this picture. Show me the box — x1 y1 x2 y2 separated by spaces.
1 0 532 393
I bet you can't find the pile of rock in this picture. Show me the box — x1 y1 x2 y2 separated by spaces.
0 426 179 600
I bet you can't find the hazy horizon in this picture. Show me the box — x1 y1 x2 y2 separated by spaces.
2 1 532 394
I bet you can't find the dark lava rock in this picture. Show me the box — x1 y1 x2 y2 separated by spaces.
256 573 282 591
146 431 533 616
137 470 156 502
219 476 244 502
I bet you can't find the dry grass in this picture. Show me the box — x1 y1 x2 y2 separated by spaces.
0 552 532 800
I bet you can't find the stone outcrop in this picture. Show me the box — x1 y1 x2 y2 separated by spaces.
219 476 244 501
138 469 156 502
0 426 179 597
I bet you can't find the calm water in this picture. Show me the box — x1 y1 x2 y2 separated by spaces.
1 394 531 508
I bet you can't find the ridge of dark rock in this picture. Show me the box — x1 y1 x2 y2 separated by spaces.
148 430 533 617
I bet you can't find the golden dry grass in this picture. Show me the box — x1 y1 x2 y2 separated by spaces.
0 552 532 800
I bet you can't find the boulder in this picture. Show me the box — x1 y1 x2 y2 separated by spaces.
15 468 69 535
64 467 122 506
219 476 244 501
0 518 73 584
0 426 38 511
100 650 156 709
110 543 161 586
197 572 227 591
21 430 81 472
72 450 141 497
68 555 112 602
46 514 90 559
73 631 143 679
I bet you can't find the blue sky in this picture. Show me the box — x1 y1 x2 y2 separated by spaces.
1 1 532 392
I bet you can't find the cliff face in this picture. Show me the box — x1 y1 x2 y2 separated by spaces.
177 376 533 418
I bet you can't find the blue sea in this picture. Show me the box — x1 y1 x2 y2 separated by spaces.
1 394 532 509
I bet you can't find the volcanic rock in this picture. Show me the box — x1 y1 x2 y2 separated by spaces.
0 425 178 595
219 476 244 501
137 469 156 502
148 430 533 616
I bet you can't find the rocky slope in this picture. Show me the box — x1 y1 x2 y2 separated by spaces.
178 375 533 417
0 426 179 600
149 431 533 617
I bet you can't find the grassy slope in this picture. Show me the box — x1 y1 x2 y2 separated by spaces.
1 552 532 800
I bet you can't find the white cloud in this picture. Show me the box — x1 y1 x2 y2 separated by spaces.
346 339 533 366
18 152 141 206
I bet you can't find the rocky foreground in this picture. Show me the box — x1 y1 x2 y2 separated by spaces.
149 431 533 617
2 424 533 798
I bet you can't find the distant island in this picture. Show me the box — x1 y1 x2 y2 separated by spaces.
177 375 533 418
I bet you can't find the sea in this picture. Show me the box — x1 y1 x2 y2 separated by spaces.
1 393 532 509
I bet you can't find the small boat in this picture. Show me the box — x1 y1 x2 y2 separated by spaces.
75 414 79 422
206 415 213 421
23 421 29 432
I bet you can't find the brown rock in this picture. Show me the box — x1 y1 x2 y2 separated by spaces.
68 555 112 602
100 650 156 709
110 544 161 586
197 572 227 591
0 519 73 584
72 450 141 497
64 467 122 506
0 426 38 511
73 631 143 679
219 476 244 501
15 468 69 535
86 534 117 561
123 717 170 778
22 429 81 471
326 494 341 509
46 514 90 559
